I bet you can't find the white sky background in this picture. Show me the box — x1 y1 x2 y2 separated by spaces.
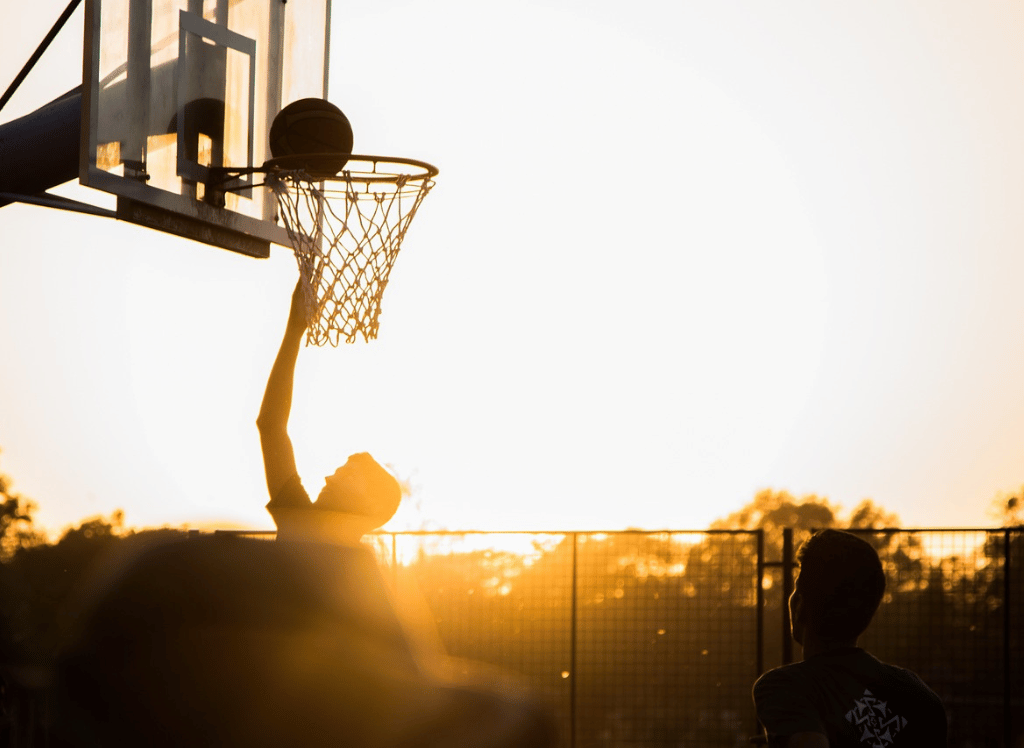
1 0 1023 535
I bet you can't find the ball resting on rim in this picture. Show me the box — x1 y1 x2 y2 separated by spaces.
268 98 354 168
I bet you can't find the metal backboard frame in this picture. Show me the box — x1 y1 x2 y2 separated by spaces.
80 0 330 257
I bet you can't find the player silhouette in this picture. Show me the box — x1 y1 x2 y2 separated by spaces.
49 279 558 746
257 278 402 543
753 529 947 747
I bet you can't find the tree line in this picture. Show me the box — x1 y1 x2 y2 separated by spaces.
394 490 1021 746
1 452 1021 747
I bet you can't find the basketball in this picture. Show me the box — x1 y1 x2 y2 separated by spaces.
269 99 354 164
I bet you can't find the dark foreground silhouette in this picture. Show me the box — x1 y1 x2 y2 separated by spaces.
49 533 557 747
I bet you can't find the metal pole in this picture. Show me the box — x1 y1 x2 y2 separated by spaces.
756 528 765 677
1004 528 1011 748
782 528 794 665
125 0 153 180
0 0 83 114
570 532 578 748
755 529 766 739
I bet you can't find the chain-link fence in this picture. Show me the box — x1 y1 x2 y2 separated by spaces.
3 527 1019 746
373 531 764 747
376 527 1023 748
839 528 1022 748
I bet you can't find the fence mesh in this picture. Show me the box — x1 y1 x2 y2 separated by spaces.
574 532 760 747
5 527 1022 747
842 529 1023 748
377 533 574 738
376 528 1022 748
379 531 762 747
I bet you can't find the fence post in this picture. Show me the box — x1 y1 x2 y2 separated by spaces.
570 532 578 748
755 529 766 739
782 528 794 665
756 528 764 678
1004 528 1011 748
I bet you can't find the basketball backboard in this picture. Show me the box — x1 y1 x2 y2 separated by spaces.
81 0 330 257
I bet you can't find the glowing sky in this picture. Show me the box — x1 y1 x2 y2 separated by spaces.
1 0 1022 536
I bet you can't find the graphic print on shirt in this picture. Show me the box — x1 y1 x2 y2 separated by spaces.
844 689 908 746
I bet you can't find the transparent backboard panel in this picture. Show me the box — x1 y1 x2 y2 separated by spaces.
81 0 329 256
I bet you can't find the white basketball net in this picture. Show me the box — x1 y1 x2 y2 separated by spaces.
268 159 435 345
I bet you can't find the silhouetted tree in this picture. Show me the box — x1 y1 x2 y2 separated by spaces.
988 486 1023 526
0 454 43 561
390 492 1017 748
1 511 127 666
710 488 839 562
0 455 132 745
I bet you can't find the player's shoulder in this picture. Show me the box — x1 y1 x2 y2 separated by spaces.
860 652 947 727
874 657 945 702
752 660 809 699
873 659 949 741
866 652 931 685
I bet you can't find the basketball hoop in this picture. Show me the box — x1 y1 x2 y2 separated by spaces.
263 154 437 346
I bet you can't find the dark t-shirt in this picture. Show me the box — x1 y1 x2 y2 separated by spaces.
753 648 947 747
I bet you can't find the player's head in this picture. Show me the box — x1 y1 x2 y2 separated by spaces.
790 529 886 645
317 452 402 529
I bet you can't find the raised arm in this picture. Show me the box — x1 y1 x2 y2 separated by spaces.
257 280 308 500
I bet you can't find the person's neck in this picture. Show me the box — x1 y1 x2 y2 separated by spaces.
800 632 859 659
